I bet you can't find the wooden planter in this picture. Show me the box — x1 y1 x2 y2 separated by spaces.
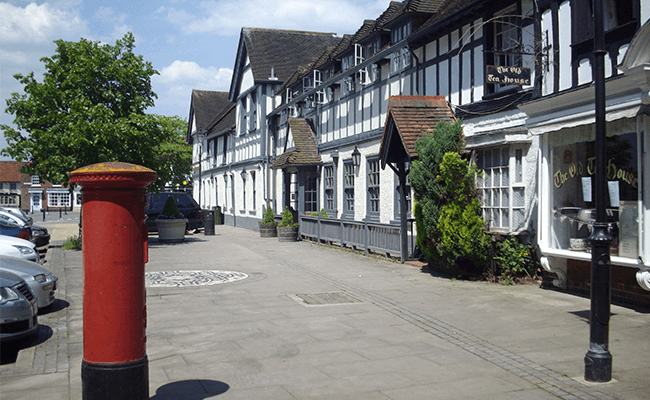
259 222 278 237
157 218 188 243
277 225 299 242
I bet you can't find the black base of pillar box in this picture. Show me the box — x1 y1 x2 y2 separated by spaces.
82 357 149 400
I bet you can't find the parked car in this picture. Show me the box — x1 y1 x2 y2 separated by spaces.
0 216 31 241
0 235 39 263
145 192 206 232
0 269 38 341
0 209 50 257
0 256 56 309
0 207 33 225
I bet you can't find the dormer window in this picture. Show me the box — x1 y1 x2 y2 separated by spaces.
391 20 412 44
31 175 40 186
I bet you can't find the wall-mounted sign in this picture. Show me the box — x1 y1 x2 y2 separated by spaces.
486 65 531 86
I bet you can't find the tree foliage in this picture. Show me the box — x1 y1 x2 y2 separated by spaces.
1 32 190 190
410 121 489 270
436 152 489 268
409 120 465 258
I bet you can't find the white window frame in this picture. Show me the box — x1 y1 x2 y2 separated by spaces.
47 191 71 208
477 145 526 232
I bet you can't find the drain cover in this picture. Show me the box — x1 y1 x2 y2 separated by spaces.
145 270 248 288
291 292 363 306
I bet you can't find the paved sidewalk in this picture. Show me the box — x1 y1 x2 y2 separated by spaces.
1 224 648 399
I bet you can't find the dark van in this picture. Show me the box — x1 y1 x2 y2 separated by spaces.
145 192 206 232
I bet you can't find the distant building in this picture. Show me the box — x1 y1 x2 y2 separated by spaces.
0 161 79 212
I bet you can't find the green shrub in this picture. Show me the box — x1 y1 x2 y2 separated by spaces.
279 206 298 227
414 201 436 261
410 120 464 250
62 235 82 250
160 195 182 219
262 206 276 224
309 209 330 217
435 152 489 268
495 237 536 283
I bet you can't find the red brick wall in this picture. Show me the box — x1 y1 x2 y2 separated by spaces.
566 259 650 307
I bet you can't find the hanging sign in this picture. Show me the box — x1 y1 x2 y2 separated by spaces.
486 65 531 86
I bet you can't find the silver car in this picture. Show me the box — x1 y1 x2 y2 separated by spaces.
0 269 38 341
0 256 57 309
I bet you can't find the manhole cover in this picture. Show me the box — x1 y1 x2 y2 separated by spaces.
145 270 248 288
289 292 363 306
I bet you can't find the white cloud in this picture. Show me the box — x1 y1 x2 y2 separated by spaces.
0 2 87 44
161 0 393 37
158 60 233 89
151 60 233 117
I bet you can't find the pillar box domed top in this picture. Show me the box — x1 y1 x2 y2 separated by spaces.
69 162 157 189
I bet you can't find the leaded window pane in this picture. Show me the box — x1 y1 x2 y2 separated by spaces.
513 187 525 207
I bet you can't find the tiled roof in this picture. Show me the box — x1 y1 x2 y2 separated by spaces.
454 89 533 120
277 35 352 93
380 0 445 26
416 0 480 33
242 28 341 83
380 96 456 162
271 119 321 169
0 161 28 182
207 102 236 136
191 90 231 133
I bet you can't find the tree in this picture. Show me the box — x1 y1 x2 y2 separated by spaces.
1 32 188 189
409 120 465 260
149 115 192 191
436 152 489 268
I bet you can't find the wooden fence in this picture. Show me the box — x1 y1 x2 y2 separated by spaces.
299 214 415 260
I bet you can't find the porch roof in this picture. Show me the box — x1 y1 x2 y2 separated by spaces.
379 95 455 168
271 118 321 169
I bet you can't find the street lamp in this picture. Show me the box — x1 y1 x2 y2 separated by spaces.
584 0 612 383
351 146 361 169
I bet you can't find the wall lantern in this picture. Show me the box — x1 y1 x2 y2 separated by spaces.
351 146 361 168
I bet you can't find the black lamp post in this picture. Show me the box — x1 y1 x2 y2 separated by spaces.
584 0 613 382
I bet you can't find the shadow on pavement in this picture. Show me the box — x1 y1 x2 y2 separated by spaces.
148 237 208 247
0 324 53 365
39 298 70 315
150 380 229 399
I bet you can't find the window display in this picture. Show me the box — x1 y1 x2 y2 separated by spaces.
550 121 639 258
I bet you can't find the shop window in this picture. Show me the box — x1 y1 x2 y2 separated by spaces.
367 158 380 220
550 124 639 259
477 146 526 231
343 162 355 217
48 192 71 208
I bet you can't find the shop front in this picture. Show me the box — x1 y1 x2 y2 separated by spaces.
520 23 650 304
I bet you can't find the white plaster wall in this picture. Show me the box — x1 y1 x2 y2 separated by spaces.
541 9 555 96
558 1 572 91
241 68 254 95
462 50 471 104
425 64 437 96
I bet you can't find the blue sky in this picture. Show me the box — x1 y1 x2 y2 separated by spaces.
0 0 394 159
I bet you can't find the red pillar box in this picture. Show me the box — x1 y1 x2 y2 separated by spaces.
69 162 156 400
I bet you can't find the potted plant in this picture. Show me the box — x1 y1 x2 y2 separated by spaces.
258 206 278 237
156 195 188 243
277 206 299 242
